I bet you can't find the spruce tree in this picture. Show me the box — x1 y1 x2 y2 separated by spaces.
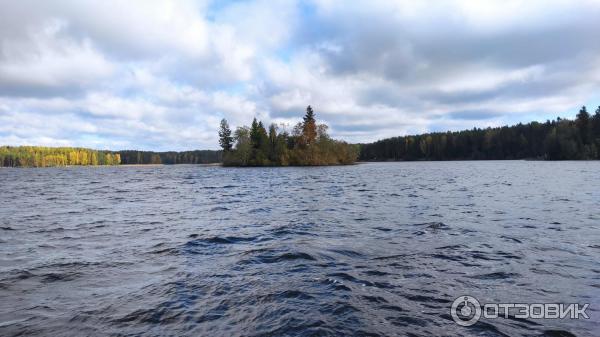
257 121 269 151
302 105 317 145
593 106 600 139
250 118 261 149
218 119 233 151
268 124 278 162
268 124 277 147
576 106 590 144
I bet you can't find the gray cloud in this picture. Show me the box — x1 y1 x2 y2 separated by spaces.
447 109 503 121
0 0 599 149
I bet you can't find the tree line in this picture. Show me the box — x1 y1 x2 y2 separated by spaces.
0 146 121 167
0 147 222 167
219 106 359 166
118 150 222 165
4 105 599 167
359 106 600 161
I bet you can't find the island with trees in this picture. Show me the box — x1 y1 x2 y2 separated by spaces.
218 106 359 166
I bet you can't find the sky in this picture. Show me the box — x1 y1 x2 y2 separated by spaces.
1 0 600 151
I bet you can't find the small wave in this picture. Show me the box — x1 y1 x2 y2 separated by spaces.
494 251 522 260
361 295 388 304
472 271 520 280
258 290 314 303
188 235 261 245
403 294 450 304
149 247 179 255
430 253 463 262
403 272 433 279
326 272 374 287
240 251 317 265
363 270 390 276
319 278 351 291
386 315 429 328
270 228 315 237
372 226 392 231
435 244 467 250
11 270 35 280
372 253 414 261
249 207 270 214
500 235 523 243
34 227 65 233
266 252 316 263
541 330 577 337
3 269 82 284
41 272 81 283
327 249 364 258
422 222 449 230
114 307 174 324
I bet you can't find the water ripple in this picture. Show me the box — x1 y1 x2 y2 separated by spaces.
0 162 598 336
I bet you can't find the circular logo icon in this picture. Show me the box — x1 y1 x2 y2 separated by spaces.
451 295 481 326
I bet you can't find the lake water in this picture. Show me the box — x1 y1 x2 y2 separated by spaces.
0 161 598 336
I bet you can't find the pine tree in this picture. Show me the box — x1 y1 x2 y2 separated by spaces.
268 124 277 147
268 124 277 162
250 118 261 149
302 105 317 145
218 119 234 151
593 106 600 139
257 121 269 155
576 106 590 144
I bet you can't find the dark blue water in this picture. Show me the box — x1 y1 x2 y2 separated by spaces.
0 162 598 336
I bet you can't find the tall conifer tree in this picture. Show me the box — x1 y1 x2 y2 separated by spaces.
218 119 233 151
302 105 317 145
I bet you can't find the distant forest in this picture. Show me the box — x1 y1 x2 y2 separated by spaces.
0 147 221 167
0 146 121 167
118 150 221 165
219 106 358 166
3 105 600 167
360 106 600 161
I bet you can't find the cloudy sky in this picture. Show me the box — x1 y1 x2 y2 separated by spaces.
1 0 600 151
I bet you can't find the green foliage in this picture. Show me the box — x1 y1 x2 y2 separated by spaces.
360 105 600 161
0 147 222 167
0 146 121 167
118 150 222 164
301 105 317 145
218 119 234 151
222 106 358 166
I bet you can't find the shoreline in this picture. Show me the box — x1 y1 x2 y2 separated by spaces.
4 159 600 169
